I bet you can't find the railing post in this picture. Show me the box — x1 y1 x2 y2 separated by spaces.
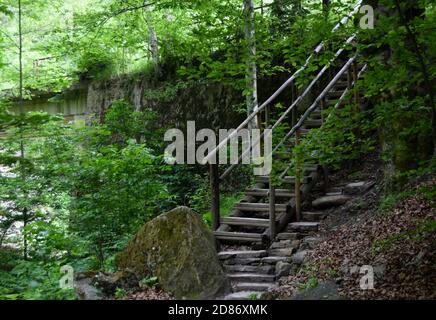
269 177 276 240
210 163 220 231
347 65 353 106
294 129 302 222
352 61 360 110
265 104 270 128
321 97 326 122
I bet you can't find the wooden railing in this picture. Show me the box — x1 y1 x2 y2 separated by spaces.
205 2 365 235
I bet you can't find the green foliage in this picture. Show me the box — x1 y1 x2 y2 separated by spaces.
139 276 159 288
248 293 258 300
76 45 116 80
114 287 127 299
0 258 76 300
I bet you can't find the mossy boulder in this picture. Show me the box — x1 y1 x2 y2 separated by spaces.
115 206 229 299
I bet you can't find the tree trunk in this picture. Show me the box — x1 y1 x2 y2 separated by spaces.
18 0 28 260
149 24 160 75
244 0 259 129
322 0 330 19
143 10 160 76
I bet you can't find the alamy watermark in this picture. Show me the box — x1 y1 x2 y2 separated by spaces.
163 121 273 176
59 265 74 290
359 5 375 30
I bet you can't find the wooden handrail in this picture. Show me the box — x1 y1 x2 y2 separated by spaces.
278 64 368 179
202 2 362 166
273 56 357 155
218 36 356 181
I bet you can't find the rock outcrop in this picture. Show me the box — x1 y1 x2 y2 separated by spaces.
115 206 229 299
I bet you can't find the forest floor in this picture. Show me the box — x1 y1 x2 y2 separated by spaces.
272 153 436 300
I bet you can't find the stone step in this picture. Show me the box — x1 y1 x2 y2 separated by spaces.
233 282 275 292
261 256 292 264
268 248 296 257
228 273 275 283
276 232 299 241
224 264 275 275
224 291 264 300
270 239 300 250
235 203 287 213
218 250 268 260
214 231 263 243
312 195 352 209
302 211 328 222
245 188 294 198
221 217 274 228
222 258 262 266
343 181 375 195
288 222 320 232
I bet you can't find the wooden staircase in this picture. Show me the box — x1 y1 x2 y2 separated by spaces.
213 65 365 245
203 1 368 300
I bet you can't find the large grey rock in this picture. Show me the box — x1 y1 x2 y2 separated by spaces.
74 274 104 300
301 237 323 250
93 271 140 296
115 206 229 299
291 250 310 265
312 195 352 209
275 261 292 278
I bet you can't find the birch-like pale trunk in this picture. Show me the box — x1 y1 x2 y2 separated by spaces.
143 9 160 76
148 23 159 75
244 0 259 129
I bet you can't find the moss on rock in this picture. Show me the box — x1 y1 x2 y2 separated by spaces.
115 206 229 299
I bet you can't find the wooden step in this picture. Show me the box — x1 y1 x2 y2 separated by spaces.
221 217 274 228
304 119 323 128
310 110 322 119
214 231 263 243
327 90 344 98
235 203 287 213
228 273 275 283
255 175 308 184
245 188 294 198
300 128 310 135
